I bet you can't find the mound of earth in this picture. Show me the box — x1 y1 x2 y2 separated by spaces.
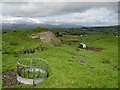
28 30 61 46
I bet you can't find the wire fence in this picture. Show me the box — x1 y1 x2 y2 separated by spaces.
17 58 48 85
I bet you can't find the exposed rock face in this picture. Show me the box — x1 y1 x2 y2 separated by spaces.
28 30 61 46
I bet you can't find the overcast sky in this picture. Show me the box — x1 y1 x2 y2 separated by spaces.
1 1 119 27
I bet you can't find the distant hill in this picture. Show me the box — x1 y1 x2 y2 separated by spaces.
2 23 118 29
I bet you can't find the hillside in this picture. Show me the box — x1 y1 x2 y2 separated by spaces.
2 28 118 88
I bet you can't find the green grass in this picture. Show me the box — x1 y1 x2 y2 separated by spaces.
2 28 118 88
20 71 46 79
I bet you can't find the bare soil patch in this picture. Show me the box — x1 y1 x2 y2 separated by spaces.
2 70 23 87
85 47 104 52
2 46 49 54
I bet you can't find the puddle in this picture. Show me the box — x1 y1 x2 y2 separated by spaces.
77 56 87 59
88 66 95 69
77 61 86 64
69 54 87 59
79 61 86 63
85 47 104 52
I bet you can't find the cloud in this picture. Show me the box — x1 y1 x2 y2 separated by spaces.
2 2 118 17
2 16 46 24
2 0 119 2
1 2 118 26
74 13 90 19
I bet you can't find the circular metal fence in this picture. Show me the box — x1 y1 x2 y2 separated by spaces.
17 58 48 85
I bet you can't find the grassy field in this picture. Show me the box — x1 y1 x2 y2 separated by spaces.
2 27 118 88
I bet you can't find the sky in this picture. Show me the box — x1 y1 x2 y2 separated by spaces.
1 1 119 27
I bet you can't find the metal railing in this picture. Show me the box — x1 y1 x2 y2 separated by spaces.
17 58 48 85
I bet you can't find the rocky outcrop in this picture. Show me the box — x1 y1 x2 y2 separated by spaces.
28 30 61 46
